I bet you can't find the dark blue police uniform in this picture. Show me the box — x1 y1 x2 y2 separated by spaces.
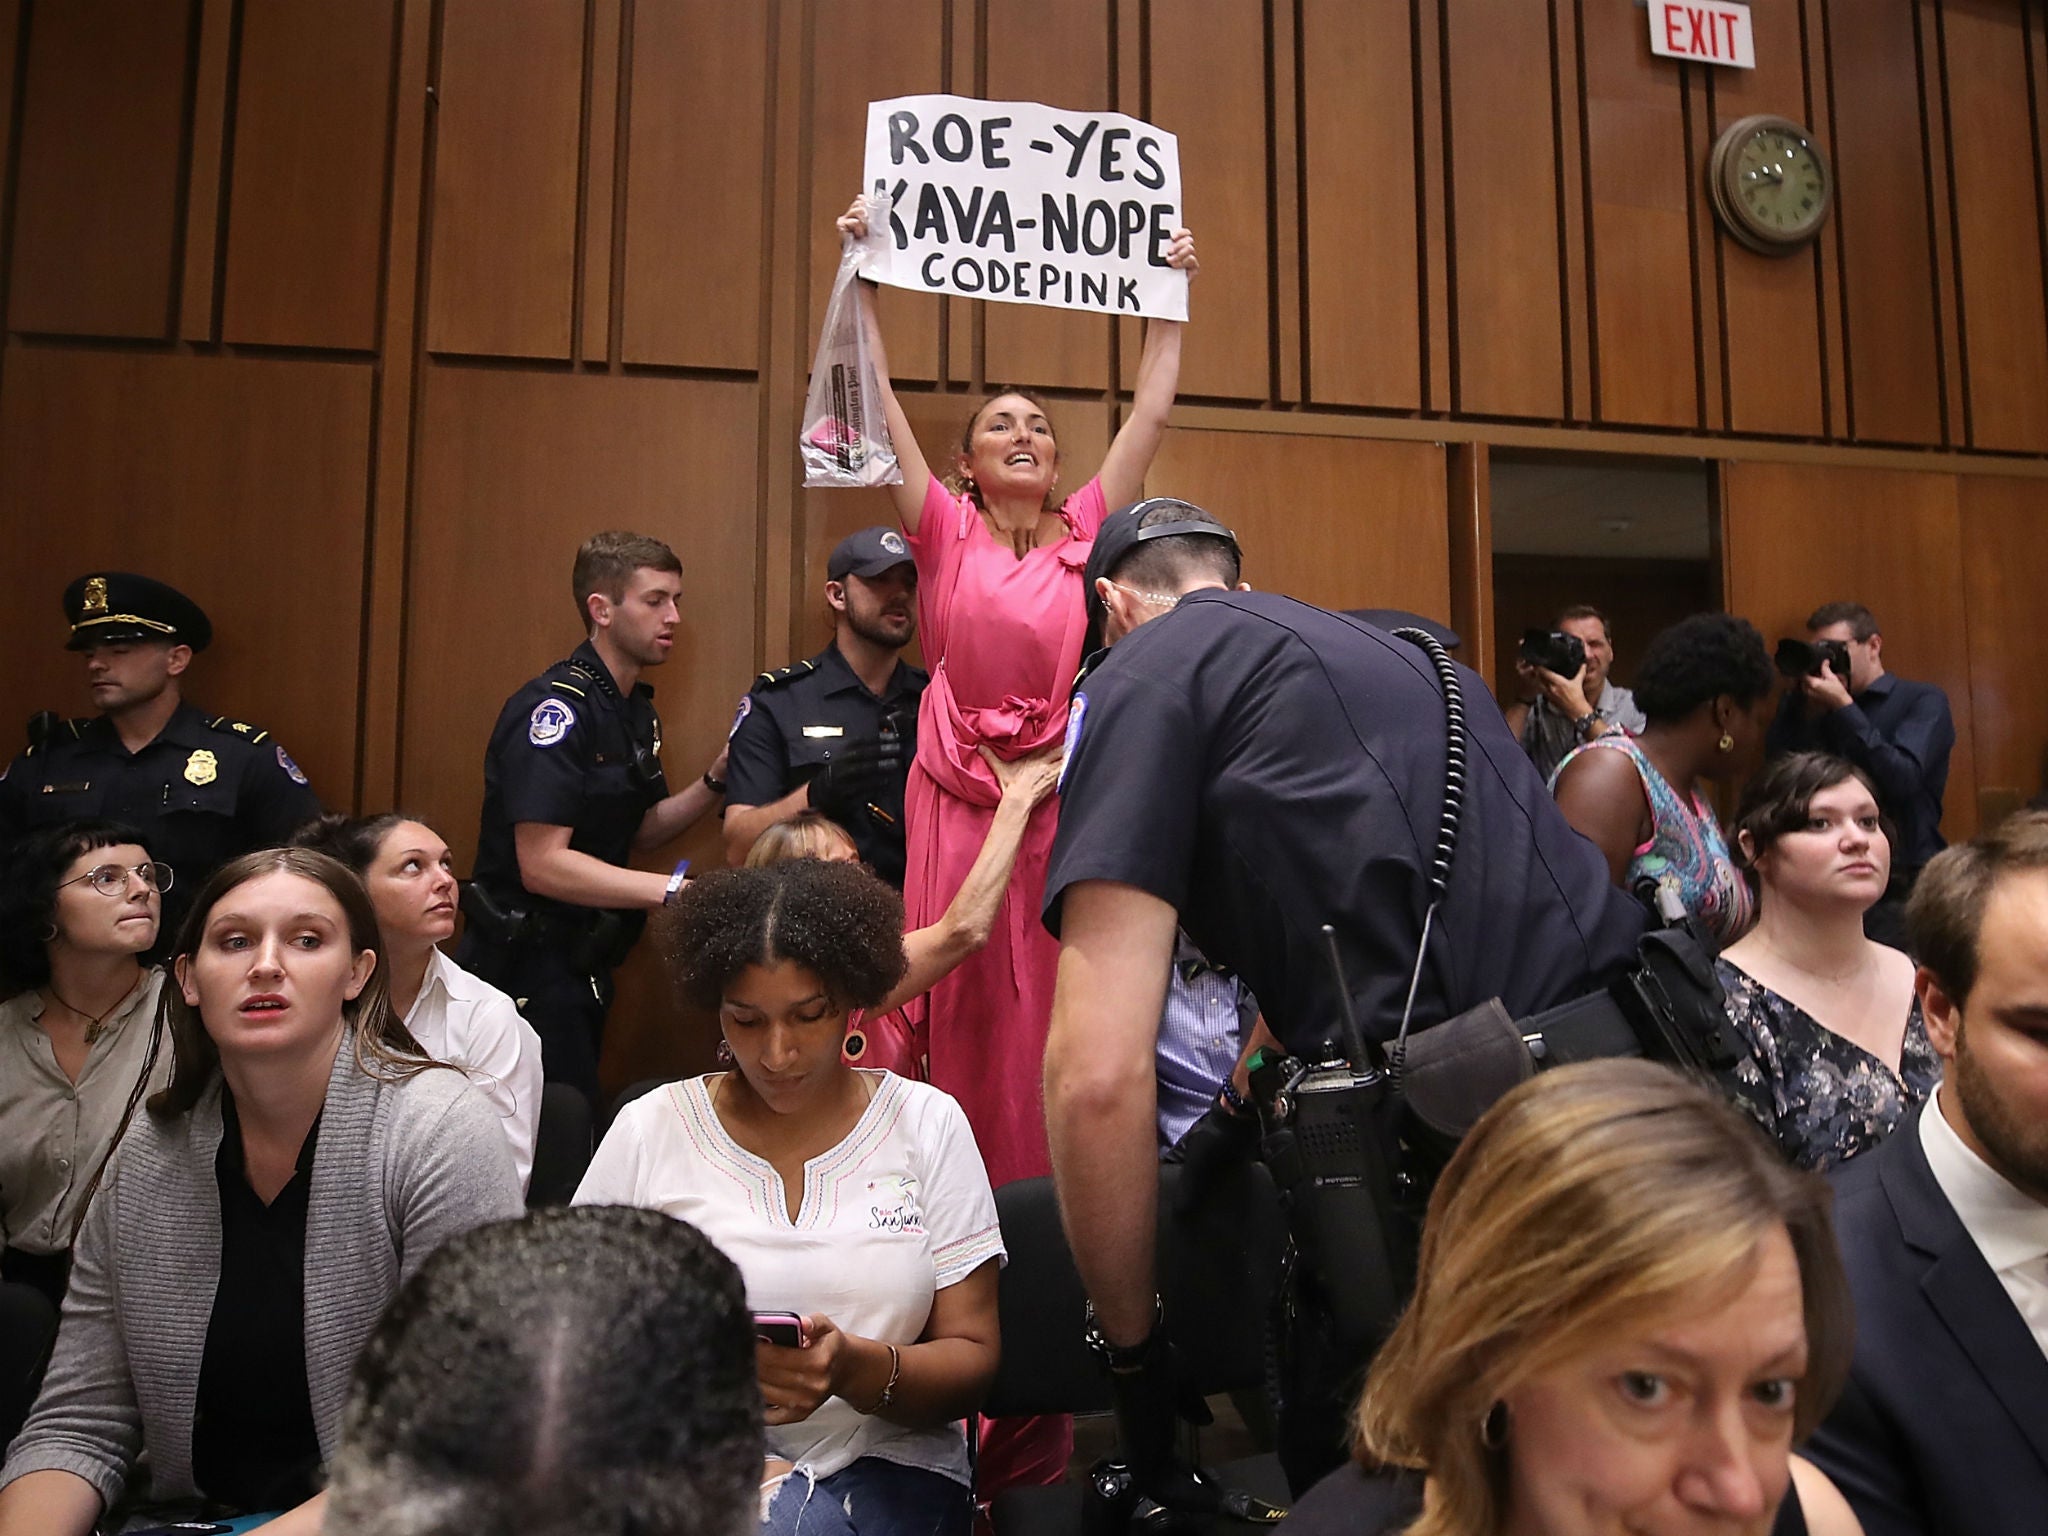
723 644 925 886
1044 590 1645 1054
456 640 667 1098
0 572 321 940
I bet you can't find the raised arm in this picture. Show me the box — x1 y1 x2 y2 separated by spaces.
1095 230 1199 511
876 743 1063 1015
837 197 934 532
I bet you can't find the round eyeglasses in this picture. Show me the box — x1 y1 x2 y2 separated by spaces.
59 861 173 896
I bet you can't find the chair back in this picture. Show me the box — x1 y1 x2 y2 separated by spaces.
986 1160 1287 1418
526 1080 594 1207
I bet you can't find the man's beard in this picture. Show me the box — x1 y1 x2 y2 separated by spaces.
1953 1019 2048 1204
846 603 914 650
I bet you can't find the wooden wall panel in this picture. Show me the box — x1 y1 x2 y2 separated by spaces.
1148 0 1270 400
1711 0 1827 438
405 367 758 1086
1444 0 1565 419
1300 0 1421 409
809 0 946 385
222 0 396 351
1580 0 1696 428
0 349 372 806
1147 429 1450 619
982 0 1113 393
1959 476 2048 813
426 0 584 358
7 0 191 338
1827 0 1945 445
1941 0 2048 453
1721 460 1977 842
621 0 770 370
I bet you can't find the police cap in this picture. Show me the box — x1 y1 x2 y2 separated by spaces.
1082 498 1241 655
62 572 213 652
828 526 915 582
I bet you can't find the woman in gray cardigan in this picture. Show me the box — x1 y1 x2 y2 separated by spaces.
0 847 525 1536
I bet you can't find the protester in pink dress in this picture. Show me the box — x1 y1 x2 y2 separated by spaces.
837 195 1198 1190
836 197 1197 1502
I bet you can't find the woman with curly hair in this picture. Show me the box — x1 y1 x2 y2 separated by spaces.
1554 612 1776 946
574 859 1003 1536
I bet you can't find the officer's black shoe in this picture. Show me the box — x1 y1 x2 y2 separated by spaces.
1080 1457 1287 1531
1100 1329 1285 1527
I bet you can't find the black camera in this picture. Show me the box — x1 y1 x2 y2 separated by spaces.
1775 637 1851 683
1519 628 1587 678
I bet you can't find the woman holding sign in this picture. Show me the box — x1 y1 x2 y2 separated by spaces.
836 192 1193 1498
835 194 1196 1178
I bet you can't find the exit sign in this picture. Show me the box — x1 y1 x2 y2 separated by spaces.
1649 1 1756 69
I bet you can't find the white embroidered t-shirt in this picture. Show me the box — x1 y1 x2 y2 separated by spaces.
573 1071 1005 1484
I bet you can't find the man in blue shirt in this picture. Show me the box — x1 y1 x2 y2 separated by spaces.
1767 601 1955 946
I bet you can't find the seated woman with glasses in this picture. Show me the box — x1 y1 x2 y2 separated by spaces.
0 847 522 1536
0 820 173 1308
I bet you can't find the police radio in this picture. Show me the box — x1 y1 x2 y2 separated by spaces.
1248 927 1408 1352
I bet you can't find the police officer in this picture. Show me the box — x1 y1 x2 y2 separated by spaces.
0 572 322 939
1039 501 1646 1499
454 532 728 1102
721 527 925 884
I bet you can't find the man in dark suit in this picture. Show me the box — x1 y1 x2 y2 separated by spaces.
1806 812 2048 1536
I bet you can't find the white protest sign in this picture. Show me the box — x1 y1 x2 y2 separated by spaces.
860 95 1187 321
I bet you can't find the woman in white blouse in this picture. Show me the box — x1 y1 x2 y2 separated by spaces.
576 859 1002 1536
0 820 170 1306
292 814 543 1191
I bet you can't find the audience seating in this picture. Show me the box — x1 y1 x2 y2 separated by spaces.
985 1161 1293 1532
526 1082 594 1208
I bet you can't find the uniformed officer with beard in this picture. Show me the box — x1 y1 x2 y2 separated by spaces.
456 531 728 1099
721 528 926 886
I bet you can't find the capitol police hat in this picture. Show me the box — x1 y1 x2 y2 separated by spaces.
1082 498 1241 656
62 572 213 652
828 526 916 582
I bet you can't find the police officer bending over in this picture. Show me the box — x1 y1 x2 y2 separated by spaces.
1040 501 1646 1500
721 527 925 885
456 531 727 1100
0 573 321 938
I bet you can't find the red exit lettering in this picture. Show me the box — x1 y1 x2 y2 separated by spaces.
1652 1 1754 69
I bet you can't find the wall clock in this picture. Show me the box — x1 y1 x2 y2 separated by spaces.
1709 114 1833 255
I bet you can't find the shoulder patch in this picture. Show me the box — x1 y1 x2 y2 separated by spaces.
727 695 753 740
1058 692 1087 791
274 743 309 786
528 697 578 748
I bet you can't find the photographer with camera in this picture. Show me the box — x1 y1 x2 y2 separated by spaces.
1503 605 1647 783
1040 500 1647 1505
1766 603 1955 948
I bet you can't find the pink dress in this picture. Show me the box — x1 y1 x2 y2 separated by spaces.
902 474 1107 1189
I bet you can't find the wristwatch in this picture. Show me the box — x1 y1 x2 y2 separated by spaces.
702 769 727 794
1572 711 1602 741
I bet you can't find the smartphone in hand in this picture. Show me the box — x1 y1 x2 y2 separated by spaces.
752 1310 804 1348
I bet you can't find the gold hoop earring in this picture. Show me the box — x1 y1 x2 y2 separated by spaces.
1718 733 1735 753
1480 1401 1509 1450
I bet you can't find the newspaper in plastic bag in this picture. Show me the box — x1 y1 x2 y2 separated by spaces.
802 198 901 488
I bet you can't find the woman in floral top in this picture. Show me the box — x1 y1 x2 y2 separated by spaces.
1716 753 1937 1170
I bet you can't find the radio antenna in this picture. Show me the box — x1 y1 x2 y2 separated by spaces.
1322 923 1382 1072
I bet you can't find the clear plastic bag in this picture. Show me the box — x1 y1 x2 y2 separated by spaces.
801 203 901 488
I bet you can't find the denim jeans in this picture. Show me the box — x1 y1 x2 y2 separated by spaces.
761 1457 970 1536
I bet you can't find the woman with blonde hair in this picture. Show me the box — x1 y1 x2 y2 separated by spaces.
1284 1059 1863 1536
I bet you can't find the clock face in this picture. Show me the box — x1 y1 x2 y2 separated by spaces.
1711 115 1833 255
